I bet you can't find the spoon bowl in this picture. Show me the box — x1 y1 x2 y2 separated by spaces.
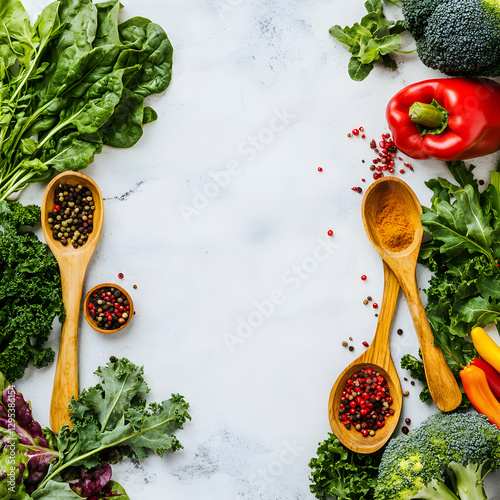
361 177 462 413
328 262 402 454
41 171 104 433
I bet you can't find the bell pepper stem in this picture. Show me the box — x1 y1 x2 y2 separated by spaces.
409 101 446 128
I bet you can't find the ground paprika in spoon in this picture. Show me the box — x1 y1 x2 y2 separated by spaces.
386 78 500 161
374 189 414 252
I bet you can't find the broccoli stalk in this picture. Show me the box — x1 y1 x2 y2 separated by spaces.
448 462 489 500
415 479 460 500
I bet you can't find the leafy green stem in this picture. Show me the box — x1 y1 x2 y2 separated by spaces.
39 415 180 489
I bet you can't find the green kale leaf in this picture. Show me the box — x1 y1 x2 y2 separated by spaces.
38 357 191 489
309 432 380 499
418 161 500 370
0 200 65 381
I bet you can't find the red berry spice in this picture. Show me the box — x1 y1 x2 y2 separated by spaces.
86 286 131 331
372 302 378 309
118 272 124 279
53 204 61 211
352 128 360 136
362 341 369 347
327 229 333 236
338 367 394 436
361 275 367 281
317 167 323 172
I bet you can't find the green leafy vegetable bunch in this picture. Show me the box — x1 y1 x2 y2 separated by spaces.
0 199 64 382
308 432 380 499
329 0 408 81
418 161 500 371
0 357 191 499
0 0 173 200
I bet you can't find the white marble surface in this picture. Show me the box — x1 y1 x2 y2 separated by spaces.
14 0 500 498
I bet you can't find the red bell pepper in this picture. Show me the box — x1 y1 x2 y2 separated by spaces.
470 358 500 402
460 364 500 429
386 78 500 161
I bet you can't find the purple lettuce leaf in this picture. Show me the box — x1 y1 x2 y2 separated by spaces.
0 382 60 491
69 464 129 499
70 463 112 497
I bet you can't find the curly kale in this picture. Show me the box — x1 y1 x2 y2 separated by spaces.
400 353 432 404
0 200 65 381
417 161 500 373
0 358 191 498
309 432 380 499
402 0 500 77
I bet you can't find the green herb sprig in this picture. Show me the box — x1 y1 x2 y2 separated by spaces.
329 0 409 81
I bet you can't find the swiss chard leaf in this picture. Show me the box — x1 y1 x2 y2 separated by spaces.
116 16 173 97
419 161 500 373
45 132 102 172
98 88 147 148
95 0 121 47
0 0 173 200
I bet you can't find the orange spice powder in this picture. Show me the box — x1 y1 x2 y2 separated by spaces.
375 191 414 251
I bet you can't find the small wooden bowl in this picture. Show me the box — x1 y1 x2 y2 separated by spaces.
83 283 134 334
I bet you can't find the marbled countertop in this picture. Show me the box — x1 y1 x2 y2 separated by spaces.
16 0 500 498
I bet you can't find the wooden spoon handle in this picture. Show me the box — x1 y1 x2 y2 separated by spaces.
401 275 462 412
369 262 400 359
50 262 86 433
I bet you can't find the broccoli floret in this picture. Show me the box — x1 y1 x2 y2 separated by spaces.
412 412 500 499
402 0 500 77
376 433 459 499
377 411 500 500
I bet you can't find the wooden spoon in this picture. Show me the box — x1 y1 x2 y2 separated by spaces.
41 171 104 433
328 261 402 454
361 176 461 413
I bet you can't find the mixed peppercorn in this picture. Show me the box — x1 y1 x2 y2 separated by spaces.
339 367 394 437
87 286 131 331
47 183 95 247
347 128 414 193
